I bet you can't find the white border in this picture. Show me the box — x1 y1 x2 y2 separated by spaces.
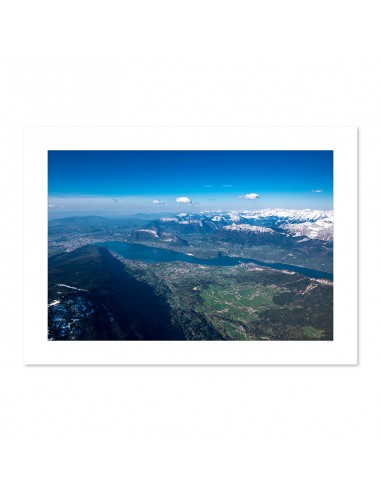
23 127 357 365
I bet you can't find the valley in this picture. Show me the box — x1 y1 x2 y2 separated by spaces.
48 208 334 341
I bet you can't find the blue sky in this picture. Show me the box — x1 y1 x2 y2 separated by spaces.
48 150 333 215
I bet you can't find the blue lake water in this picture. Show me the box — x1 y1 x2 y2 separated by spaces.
98 241 333 280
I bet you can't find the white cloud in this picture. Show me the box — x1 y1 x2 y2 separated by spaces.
239 193 260 200
152 200 165 204
311 189 324 193
222 184 233 188
176 196 192 205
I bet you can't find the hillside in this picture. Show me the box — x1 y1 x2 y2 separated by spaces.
48 245 185 340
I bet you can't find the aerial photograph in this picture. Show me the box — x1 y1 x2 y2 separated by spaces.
48 150 333 341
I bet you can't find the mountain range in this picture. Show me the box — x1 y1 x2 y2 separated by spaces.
147 208 333 242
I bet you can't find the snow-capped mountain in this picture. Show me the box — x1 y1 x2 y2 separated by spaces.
156 209 333 242
280 219 333 242
237 208 333 224
223 224 274 234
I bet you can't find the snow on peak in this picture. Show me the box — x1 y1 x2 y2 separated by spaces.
137 229 159 237
160 217 179 222
157 209 333 241
228 212 241 222
281 220 333 241
223 224 274 233
251 208 333 222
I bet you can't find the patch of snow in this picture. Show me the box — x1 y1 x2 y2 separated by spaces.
228 212 241 222
223 224 274 233
48 300 60 308
137 229 159 237
178 219 203 225
160 217 179 222
56 284 88 292
280 219 333 241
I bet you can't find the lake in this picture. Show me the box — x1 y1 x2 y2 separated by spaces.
97 241 333 280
